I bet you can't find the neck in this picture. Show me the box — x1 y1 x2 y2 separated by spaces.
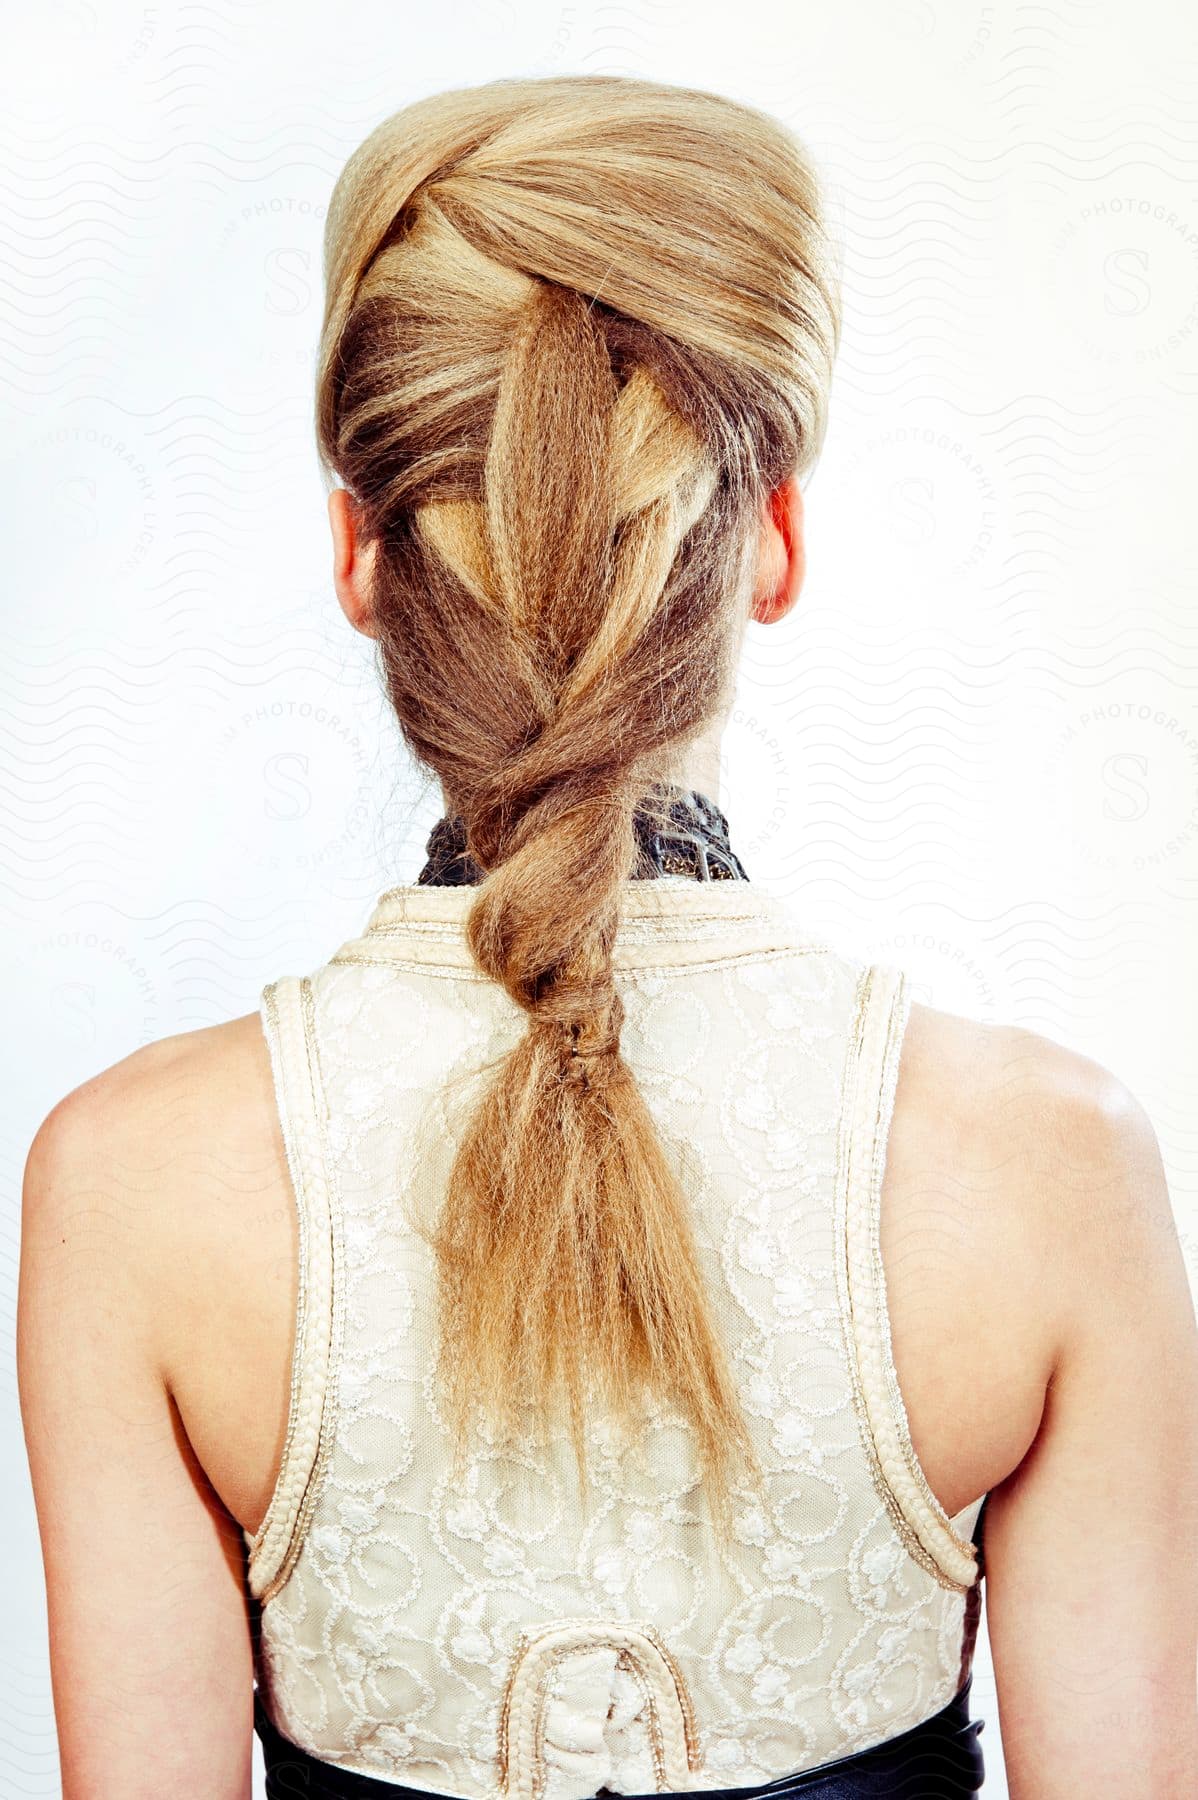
436 720 729 820
658 715 725 805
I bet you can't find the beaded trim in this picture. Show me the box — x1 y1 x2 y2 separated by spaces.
834 964 980 1593
417 783 749 887
244 976 342 1605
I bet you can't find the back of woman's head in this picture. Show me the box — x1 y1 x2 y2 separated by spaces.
316 73 841 1522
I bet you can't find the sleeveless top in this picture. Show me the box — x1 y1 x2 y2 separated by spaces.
244 799 987 1799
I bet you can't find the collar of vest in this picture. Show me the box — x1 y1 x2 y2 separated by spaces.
331 877 822 975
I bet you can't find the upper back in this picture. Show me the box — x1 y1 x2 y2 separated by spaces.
240 876 992 1796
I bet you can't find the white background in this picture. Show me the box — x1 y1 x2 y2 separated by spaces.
4 3 1198 1793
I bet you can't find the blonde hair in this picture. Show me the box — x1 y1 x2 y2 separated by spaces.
316 74 841 1521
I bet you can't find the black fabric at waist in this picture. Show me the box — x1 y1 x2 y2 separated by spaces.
253 1675 985 1800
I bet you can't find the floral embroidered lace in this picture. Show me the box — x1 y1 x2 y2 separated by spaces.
245 863 984 1799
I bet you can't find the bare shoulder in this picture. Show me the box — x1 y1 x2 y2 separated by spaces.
25 1013 275 1187
880 998 1185 1507
22 1016 282 1360
897 999 1175 1241
896 1010 1198 1785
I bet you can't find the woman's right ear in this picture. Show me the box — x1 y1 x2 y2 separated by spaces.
750 474 805 625
328 487 379 639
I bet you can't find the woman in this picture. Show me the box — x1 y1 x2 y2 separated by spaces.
17 73 1198 1800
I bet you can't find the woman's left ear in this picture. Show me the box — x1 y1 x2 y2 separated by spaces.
328 487 379 640
750 474 806 625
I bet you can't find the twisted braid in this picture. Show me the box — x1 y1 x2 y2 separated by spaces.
316 74 841 1520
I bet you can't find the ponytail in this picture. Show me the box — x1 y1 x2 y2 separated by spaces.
316 74 841 1518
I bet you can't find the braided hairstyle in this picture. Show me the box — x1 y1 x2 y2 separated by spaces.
316 74 841 1521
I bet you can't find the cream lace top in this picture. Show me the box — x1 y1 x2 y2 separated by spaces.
244 876 985 1799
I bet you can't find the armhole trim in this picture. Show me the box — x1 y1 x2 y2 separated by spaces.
837 962 980 1593
243 975 338 1604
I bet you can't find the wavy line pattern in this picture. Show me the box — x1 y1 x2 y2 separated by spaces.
4 6 1198 1796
